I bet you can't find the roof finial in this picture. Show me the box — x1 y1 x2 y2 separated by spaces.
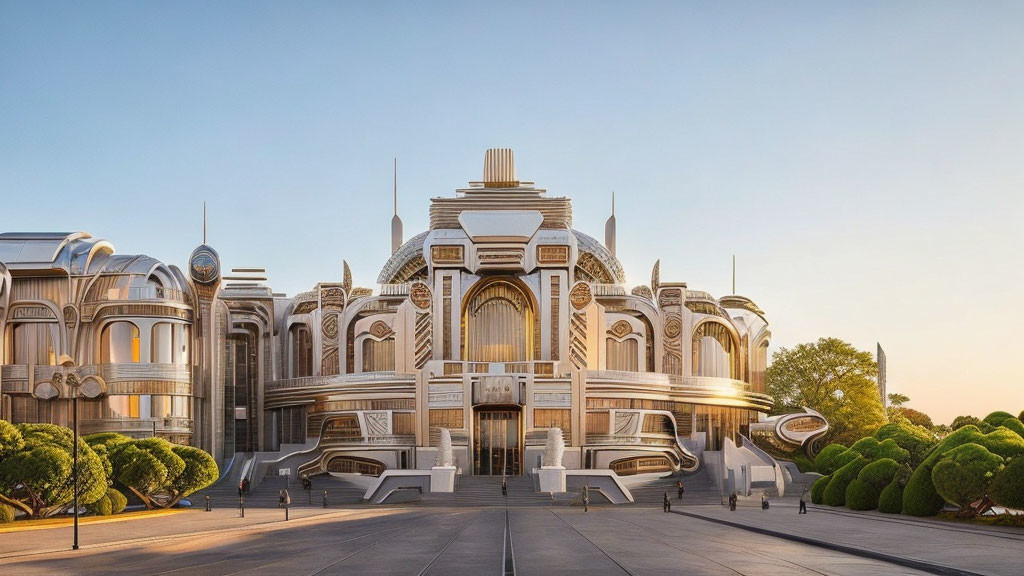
391 157 403 254
605 191 617 257
732 254 736 294
203 201 207 244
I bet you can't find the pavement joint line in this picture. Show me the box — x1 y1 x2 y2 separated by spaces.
670 508 987 576
0 507 412 561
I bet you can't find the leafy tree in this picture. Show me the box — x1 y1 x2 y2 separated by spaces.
0 423 107 518
951 415 985 432
982 411 1016 427
890 408 934 429
931 443 1003 515
0 420 25 458
887 393 910 407
88 434 217 509
766 338 886 446
988 456 1024 510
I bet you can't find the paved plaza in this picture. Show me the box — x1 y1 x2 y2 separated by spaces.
1 500 1021 576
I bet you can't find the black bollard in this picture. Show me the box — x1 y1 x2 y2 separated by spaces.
239 495 245 518
205 495 211 512
322 490 328 508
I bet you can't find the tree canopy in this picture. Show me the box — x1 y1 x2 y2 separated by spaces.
766 337 886 445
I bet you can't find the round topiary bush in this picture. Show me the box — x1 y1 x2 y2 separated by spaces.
824 457 868 507
983 411 1016 427
875 422 936 467
107 488 127 514
0 503 15 523
846 478 880 511
878 479 905 514
931 443 1003 512
813 444 848 475
858 458 900 491
811 474 831 504
988 456 1024 510
86 494 113 516
997 418 1024 439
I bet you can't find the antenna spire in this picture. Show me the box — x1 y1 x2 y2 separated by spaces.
732 254 736 294
391 157 403 254
393 157 398 216
203 202 207 244
611 191 615 216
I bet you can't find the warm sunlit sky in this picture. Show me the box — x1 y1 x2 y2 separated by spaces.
2 2 1021 424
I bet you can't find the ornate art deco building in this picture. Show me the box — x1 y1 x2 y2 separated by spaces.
0 150 822 479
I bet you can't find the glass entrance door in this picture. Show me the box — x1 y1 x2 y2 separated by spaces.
473 409 521 475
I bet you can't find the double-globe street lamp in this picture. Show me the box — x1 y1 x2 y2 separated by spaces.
52 354 101 551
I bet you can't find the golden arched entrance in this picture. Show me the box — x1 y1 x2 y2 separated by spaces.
461 277 538 363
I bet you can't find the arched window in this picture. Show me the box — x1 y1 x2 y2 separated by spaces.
289 324 313 377
151 323 174 363
606 339 640 371
691 321 739 379
101 322 140 364
4 323 57 365
462 277 536 363
362 337 396 372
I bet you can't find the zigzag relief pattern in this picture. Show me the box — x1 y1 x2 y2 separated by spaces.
415 312 432 368
570 311 587 369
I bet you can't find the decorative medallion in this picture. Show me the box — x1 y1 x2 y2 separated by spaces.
664 316 682 339
189 245 221 284
369 320 392 339
609 319 633 339
321 286 345 311
658 289 681 308
322 314 339 339
569 281 592 310
409 281 432 309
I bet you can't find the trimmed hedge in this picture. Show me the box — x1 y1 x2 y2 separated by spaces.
811 475 831 504
824 456 868 506
902 425 1024 516
846 478 880 510
108 488 127 514
813 444 848 475
989 456 1024 510
874 422 936 467
87 494 113 516
844 437 910 464
0 503 14 523
983 411 1016 426
878 479 905 514
998 418 1024 439
858 458 900 491
931 443 1003 510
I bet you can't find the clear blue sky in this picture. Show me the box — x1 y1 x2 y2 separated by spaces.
2 2 1022 424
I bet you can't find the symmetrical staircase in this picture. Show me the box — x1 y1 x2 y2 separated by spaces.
625 467 721 507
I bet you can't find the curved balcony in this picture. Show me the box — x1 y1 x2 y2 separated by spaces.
90 285 189 305
0 363 192 397
265 372 417 410
584 370 774 411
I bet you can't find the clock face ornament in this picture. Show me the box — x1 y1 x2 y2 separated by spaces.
189 245 221 284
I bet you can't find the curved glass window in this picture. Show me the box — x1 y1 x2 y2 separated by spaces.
289 324 313 377
462 278 536 362
5 323 57 365
101 322 140 364
151 323 173 363
691 322 738 379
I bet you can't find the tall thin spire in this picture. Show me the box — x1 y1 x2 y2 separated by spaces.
732 254 736 294
391 157 403 254
604 191 617 257
203 201 207 244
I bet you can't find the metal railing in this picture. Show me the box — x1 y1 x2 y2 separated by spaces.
267 371 416 391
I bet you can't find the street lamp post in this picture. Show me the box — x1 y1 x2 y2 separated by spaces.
55 355 81 551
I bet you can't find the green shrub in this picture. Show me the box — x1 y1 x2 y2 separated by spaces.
875 422 936 467
0 420 25 459
878 479 905 514
846 478 880 510
1019 411 1024 422
983 411 1016 426
811 475 831 504
903 425 1024 516
989 456 1024 510
0 503 15 523
107 488 127 514
86 494 113 516
813 444 847 475
792 453 815 473
997 418 1024 439
858 458 900 491
824 457 868 506
932 443 1003 511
